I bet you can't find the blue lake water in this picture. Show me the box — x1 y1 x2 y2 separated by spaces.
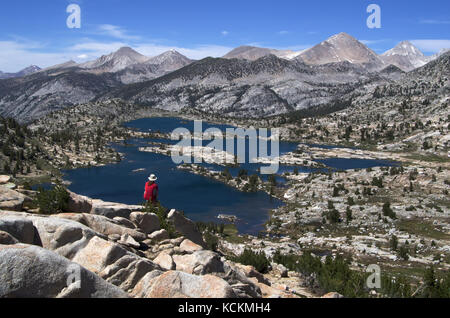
63 138 282 235
62 117 397 235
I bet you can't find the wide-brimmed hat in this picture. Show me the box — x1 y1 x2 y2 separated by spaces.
148 174 158 181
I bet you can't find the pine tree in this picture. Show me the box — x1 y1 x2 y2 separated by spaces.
346 207 353 224
390 235 398 251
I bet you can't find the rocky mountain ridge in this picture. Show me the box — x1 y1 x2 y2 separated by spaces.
101 52 409 118
0 33 448 124
0 65 41 79
221 33 445 73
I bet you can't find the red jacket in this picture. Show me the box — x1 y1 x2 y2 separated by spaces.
144 182 158 203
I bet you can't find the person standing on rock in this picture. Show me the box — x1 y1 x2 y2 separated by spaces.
144 174 159 204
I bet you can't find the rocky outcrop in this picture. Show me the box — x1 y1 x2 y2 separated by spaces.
0 244 128 298
148 229 170 241
173 250 225 275
0 214 35 244
167 210 205 247
67 191 92 213
0 194 284 299
71 236 158 292
0 211 102 259
0 230 19 245
113 217 136 229
90 199 143 219
0 175 11 184
133 271 236 298
271 263 289 278
129 212 160 234
234 264 271 286
218 263 262 298
0 212 157 294
56 213 146 242
179 239 203 253
321 292 344 298
153 251 175 271
0 186 30 211
117 233 141 248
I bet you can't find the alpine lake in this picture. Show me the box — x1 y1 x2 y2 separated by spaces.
62 117 396 235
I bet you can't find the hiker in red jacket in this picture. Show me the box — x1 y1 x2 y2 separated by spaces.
144 174 159 204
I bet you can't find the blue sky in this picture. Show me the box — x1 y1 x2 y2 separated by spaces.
0 0 449 72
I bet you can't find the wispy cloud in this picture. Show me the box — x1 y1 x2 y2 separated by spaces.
0 36 234 72
97 24 141 41
278 30 290 35
274 44 311 52
360 39 389 45
0 40 71 72
419 19 450 25
221 31 229 36
410 39 450 53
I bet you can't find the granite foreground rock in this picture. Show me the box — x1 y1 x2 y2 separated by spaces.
134 271 236 298
167 209 206 247
0 244 128 298
0 186 30 211
0 190 303 298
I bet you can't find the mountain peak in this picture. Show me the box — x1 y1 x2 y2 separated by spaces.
158 49 184 57
0 65 42 79
223 46 281 61
117 46 135 52
381 41 428 71
297 32 383 69
398 40 413 46
114 47 144 57
329 32 355 40
325 33 362 47
146 50 192 71
80 46 148 72
20 65 41 74
383 41 424 58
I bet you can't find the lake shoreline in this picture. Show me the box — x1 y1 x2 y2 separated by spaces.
59 116 400 237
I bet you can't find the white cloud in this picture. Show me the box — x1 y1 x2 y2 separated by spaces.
274 44 312 52
221 31 229 36
410 39 450 53
0 39 234 72
0 41 71 72
245 42 264 47
360 39 388 45
97 24 141 40
278 30 290 35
